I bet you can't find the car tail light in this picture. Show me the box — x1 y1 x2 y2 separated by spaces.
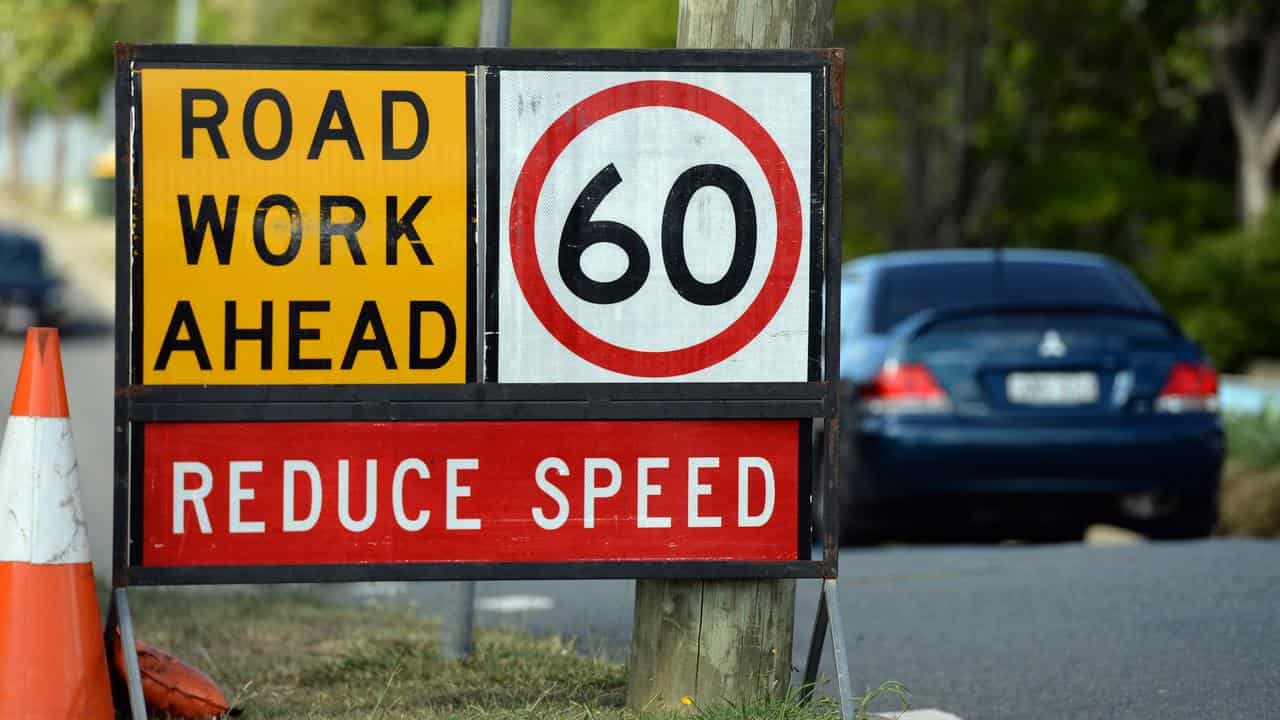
863 362 952 414
1156 362 1219 414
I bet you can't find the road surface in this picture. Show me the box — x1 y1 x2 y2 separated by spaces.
393 539 1280 719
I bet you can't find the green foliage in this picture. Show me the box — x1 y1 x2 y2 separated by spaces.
830 0 1235 260
675 680 908 720
251 0 467 47
127 588 868 719
832 0 1280 371
1225 411 1280 468
128 588 630 718
0 0 109 114
1221 409 1280 536
1154 205 1280 370
507 0 675 49
679 687 841 720
1 0 178 118
1220 462 1280 537
205 0 675 50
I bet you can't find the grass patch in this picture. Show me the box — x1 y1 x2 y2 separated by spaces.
1220 461 1280 537
1220 412 1280 537
124 589 859 720
1224 412 1280 469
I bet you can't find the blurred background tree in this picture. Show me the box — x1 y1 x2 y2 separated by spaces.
0 0 1276 370
1 0 171 199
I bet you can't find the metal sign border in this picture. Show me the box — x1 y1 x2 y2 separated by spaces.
120 57 480 390
482 64 826 383
113 43 844 586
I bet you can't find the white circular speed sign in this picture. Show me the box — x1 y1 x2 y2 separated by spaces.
497 71 813 382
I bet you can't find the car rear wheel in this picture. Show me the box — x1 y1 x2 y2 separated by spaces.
833 439 896 545
1138 494 1218 539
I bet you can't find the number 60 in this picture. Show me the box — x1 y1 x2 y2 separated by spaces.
558 162 757 306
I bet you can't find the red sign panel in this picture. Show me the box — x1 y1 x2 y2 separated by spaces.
141 420 800 567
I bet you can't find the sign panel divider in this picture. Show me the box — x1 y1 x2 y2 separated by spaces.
126 401 828 423
124 560 830 586
120 380 832 403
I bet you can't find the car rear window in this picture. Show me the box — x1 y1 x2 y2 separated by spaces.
911 313 1174 349
871 261 1145 332
840 270 870 335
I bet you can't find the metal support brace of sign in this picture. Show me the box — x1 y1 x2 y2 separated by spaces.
111 42 845 713
801 579 857 717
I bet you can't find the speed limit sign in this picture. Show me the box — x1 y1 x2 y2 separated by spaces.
495 70 818 382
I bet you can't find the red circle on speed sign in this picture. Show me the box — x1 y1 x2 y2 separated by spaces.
509 79 804 377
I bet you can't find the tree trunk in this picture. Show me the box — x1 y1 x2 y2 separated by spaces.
1240 149 1272 228
51 108 69 212
951 0 991 245
1211 24 1280 228
628 0 833 713
5 96 23 194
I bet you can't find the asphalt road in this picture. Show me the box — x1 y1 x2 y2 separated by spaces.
395 539 1280 719
3 333 1278 719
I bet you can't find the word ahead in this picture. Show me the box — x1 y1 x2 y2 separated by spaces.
137 68 472 384
141 420 801 565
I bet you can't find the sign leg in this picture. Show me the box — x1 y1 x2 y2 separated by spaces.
799 580 830 704
822 578 857 720
114 588 148 720
440 581 477 660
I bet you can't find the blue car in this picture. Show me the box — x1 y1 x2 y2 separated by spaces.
837 249 1224 542
0 228 65 332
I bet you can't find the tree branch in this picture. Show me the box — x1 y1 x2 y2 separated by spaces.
1255 28 1280 120
1262 27 1280 164
1260 108 1280 166
1213 42 1256 143
1127 11 1197 110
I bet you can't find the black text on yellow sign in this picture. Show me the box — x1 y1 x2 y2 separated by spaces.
139 69 471 384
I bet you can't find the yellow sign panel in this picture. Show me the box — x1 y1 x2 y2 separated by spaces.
139 68 470 384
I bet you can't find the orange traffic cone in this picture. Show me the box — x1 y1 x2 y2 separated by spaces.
0 327 113 718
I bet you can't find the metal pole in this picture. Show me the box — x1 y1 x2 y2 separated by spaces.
438 0 512 663
174 0 198 43
439 581 478 660
823 579 857 720
114 589 147 720
479 0 512 47
799 581 831 704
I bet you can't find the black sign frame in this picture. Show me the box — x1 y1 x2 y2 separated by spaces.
113 43 844 587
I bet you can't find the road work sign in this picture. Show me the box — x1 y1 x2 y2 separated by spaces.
137 68 472 385
115 45 841 585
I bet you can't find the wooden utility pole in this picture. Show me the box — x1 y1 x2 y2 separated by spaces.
676 0 834 49
626 0 836 712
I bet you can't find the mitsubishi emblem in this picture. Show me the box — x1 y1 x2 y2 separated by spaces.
1039 330 1067 358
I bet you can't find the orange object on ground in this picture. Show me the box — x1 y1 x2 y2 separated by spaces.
111 631 230 719
8 326 69 418
0 327 114 718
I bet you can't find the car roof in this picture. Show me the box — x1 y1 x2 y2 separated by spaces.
844 248 1120 274
840 247 1164 318
0 227 40 247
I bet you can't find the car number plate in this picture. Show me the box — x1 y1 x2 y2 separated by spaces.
1006 372 1099 405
